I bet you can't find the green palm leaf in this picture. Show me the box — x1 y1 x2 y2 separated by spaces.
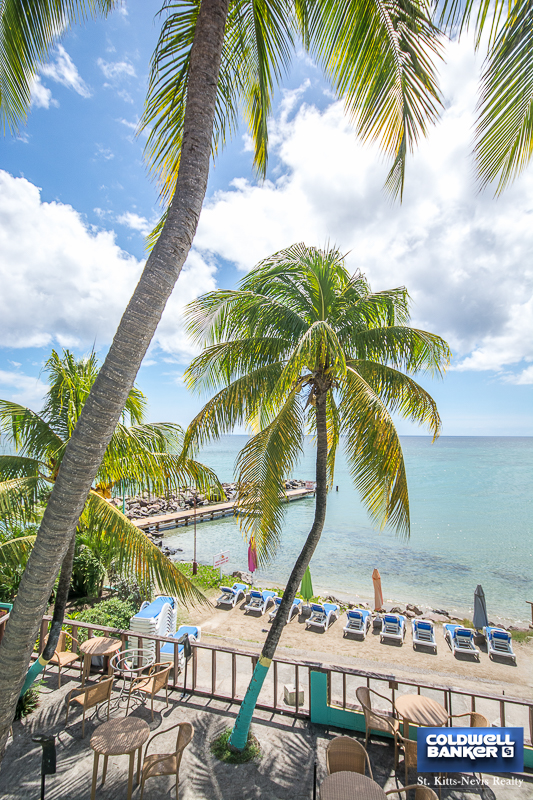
0 534 37 570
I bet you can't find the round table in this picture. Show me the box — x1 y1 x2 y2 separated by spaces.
79 637 122 686
320 772 387 800
395 694 448 727
90 716 150 800
110 648 155 699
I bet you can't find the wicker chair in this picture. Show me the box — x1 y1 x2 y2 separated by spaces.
65 675 113 738
44 630 81 688
386 785 438 800
140 721 193 800
326 736 373 778
397 733 417 786
448 711 489 727
356 686 401 766
126 662 171 720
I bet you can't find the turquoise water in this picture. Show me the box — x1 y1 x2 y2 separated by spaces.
164 436 533 624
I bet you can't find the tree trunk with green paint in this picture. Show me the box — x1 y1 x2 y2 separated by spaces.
229 390 329 751
0 0 230 760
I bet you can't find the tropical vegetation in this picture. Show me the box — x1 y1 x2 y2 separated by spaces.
0 0 528 758
184 243 450 748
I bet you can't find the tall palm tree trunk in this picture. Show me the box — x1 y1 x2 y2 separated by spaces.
229 391 329 751
0 0 230 761
20 532 76 695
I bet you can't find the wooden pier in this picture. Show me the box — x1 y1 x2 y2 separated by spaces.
132 486 316 532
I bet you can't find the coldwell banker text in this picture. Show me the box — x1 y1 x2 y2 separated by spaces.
417 727 524 774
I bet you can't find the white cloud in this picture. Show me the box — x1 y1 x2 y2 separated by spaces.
30 76 57 109
0 171 217 357
116 211 152 236
41 45 92 98
193 38 533 378
0 369 48 409
507 365 533 385
97 58 136 80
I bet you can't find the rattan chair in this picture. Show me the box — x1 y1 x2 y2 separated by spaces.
140 721 193 800
126 662 171 720
386 785 438 800
65 675 113 738
326 736 373 778
448 711 489 727
397 733 417 786
356 686 401 766
43 630 81 688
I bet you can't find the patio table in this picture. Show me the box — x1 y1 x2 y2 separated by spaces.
110 648 155 699
79 636 122 686
395 694 448 728
320 771 387 800
90 716 150 800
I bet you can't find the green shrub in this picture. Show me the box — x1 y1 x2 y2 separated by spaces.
71 545 105 598
15 682 42 720
178 562 223 590
211 727 261 764
68 597 137 643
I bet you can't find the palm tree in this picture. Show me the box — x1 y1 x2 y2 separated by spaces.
0 348 218 690
183 243 450 748
0 0 444 754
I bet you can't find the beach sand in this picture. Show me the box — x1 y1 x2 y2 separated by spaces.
178 590 533 703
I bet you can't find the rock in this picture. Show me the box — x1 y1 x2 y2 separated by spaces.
232 570 253 585
325 595 341 605
406 604 423 615
390 606 404 614
404 610 415 618
424 612 450 623
431 609 450 617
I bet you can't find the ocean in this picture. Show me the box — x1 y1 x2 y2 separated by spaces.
163 436 533 625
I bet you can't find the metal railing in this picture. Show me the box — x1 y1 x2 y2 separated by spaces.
3 612 530 746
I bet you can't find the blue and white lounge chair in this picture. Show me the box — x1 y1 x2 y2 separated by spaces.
379 614 406 644
159 625 201 668
444 624 480 660
216 583 247 607
412 619 437 652
484 626 516 662
244 590 277 615
343 609 372 639
129 596 177 665
306 602 339 631
269 596 302 623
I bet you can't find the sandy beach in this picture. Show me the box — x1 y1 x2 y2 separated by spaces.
177 587 533 702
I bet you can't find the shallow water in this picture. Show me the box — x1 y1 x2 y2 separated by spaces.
163 436 533 625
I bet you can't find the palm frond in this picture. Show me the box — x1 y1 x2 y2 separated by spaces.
0 0 115 133
343 327 451 374
0 476 47 520
235 389 303 563
0 399 64 460
340 366 410 536
474 0 533 193
0 534 36 569
83 492 208 606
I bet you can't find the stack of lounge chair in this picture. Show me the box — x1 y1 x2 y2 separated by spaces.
129 596 177 666
412 619 437 652
444 624 480 660
216 583 248 607
343 609 372 639
379 614 406 644
244 590 277 615
484 626 516 662
306 602 339 631
269 596 302 623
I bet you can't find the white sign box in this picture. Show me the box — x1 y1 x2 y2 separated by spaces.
213 551 230 568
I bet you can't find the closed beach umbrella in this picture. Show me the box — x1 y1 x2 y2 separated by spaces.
300 565 314 602
473 584 489 631
248 535 258 574
372 568 384 612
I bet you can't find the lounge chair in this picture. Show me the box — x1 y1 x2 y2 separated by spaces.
380 614 406 644
412 619 437 652
130 596 177 665
443 624 480 660
159 626 201 669
269 596 301 623
343 609 372 639
305 602 339 631
484 626 516 662
216 583 247 607
244 590 277 615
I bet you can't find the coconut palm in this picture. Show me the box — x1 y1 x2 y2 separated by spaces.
0 0 445 755
0 349 218 690
183 243 450 748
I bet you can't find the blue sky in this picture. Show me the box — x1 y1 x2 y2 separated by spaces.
0 2 532 435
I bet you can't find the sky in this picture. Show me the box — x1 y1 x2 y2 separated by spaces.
0 2 532 436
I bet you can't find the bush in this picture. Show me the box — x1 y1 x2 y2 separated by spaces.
177 562 222 590
68 597 137 643
211 727 261 764
15 682 42 720
71 545 105 598
107 570 152 608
